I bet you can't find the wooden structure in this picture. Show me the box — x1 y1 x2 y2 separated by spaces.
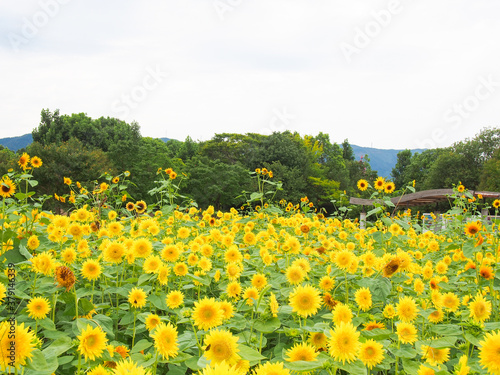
350 189 500 228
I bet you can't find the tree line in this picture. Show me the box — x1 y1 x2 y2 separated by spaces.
1 109 499 214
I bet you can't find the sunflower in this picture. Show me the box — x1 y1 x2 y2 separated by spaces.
30 156 42 168
479 265 494 280
0 177 16 198
114 345 129 359
384 181 396 194
383 304 396 319
253 361 290 375
88 365 110 375
421 344 450 366
374 177 385 190
157 265 171 285
162 244 181 262
166 290 184 309
81 259 102 281
417 364 436 375
442 292 460 312
63 176 72 185
151 322 179 360
396 322 418 344
269 292 279 317
200 361 247 375
226 281 242 299
309 332 328 349
479 330 500 374
332 303 353 325
363 321 385 331
285 265 305 285
469 294 492 323
224 247 242 263
357 179 369 191
319 276 335 291
382 257 401 278
204 329 240 365
243 287 259 306
18 152 30 169
464 221 481 236
457 184 465 192
396 296 418 322
145 313 162 331
335 249 353 271
323 292 338 311
112 176 119 184
354 287 372 311
132 238 152 258
143 255 162 274
61 248 77 264
328 322 361 364
251 273 267 290
192 297 223 330
428 309 444 324
135 200 147 214
289 285 321 318
358 339 384 369
285 343 318 362
26 235 40 250
78 324 108 361
493 199 500 209
27 296 51 320
55 266 76 291
0 321 36 371
173 262 188 276
113 358 148 375
126 202 135 211
128 287 147 309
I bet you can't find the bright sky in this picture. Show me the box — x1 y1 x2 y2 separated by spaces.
1 0 499 149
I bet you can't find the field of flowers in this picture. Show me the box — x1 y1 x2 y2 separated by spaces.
1 155 500 375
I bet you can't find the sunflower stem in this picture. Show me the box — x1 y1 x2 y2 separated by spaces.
74 288 79 321
132 308 138 348
52 292 58 322
189 319 202 355
76 352 82 375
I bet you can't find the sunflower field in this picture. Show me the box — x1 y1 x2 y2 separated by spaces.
1 155 500 375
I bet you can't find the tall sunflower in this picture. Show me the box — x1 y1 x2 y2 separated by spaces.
357 179 369 191
396 296 418 322
166 290 184 309
0 321 36 371
203 329 240 365
0 177 16 198
81 259 102 281
285 343 318 362
354 287 372 311
151 322 179 360
327 322 361 364
374 177 385 190
420 344 450 366
358 339 384 369
289 284 321 318
77 324 108 361
18 152 30 169
464 221 481 236
253 361 290 375
128 287 147 309
27 296 51 320
192 297 223 330
469 294 492 323
479 330 500 375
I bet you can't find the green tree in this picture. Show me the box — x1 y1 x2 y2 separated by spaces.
391 149 412 188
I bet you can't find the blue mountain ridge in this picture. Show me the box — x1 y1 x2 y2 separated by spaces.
0 134 422 178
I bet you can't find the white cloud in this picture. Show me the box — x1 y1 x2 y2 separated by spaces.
1 0 499 149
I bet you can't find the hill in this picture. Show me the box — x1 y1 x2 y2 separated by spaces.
351 145 424 178
0 134 33 151
0 133 422 178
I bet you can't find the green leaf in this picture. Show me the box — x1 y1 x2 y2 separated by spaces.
138 273 153 286
150 294 168 310
238 344 266 363
422 336 457 349
462 239 476 259
131 339 153 353
338 359 367 375
284 360 323 372
464 333 481 346
389 345 417 359
402 358 420 375
42 336 74 359
253 317 281 333
186 356 201 371
370 278 392 302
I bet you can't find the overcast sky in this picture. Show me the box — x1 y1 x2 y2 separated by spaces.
1 0 499 149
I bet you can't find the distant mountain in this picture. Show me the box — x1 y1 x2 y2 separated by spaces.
0 134 422 177
0 134 33 151
352 145 424 178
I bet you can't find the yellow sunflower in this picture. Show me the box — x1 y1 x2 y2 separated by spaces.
192 297 223 330
203 329 240 365
354 287 372 311
30 156 43 168
166 290 184 309
332 303 353 325
358 339 384 369
285 343 318 362
289 284 321 318
396 296 418 322
81 259 102 281
384 181 396 194
253 361 290 375
374 177 385 190
357 179 369 191
0 321 36 371
18 152 30 169
396 322 418 344
27 296 51 320
479 330 500 375
328 322 361 364
464 221 481 236
0 177 16 198
77 324 108 361
469 293 492 323
421 344 450 366
151 322 179 360
128 287 147 309
145 313 162 331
